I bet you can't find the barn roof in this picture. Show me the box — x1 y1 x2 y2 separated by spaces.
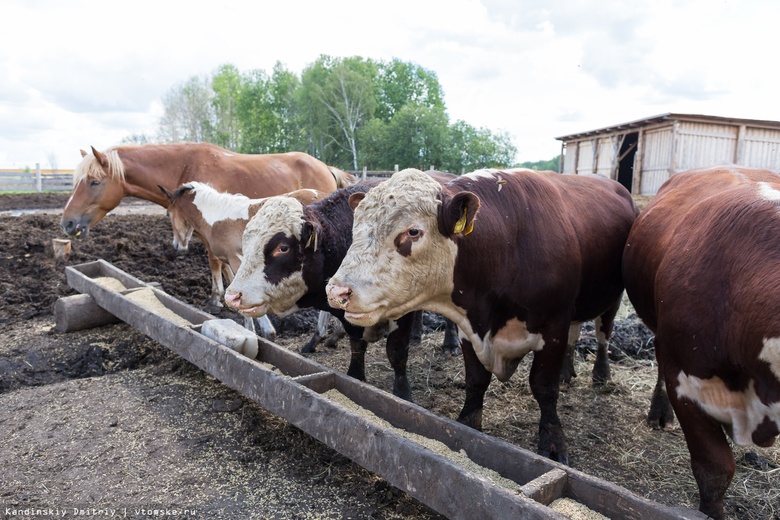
555 113 780 141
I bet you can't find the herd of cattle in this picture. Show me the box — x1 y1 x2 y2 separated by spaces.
59 142 780 519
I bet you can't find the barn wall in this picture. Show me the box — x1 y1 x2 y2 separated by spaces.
741 127 780 169
675 122 738 171
562 142 577 173
595 136 616 178
576 140 595 175
560 118 780 196
639 126 673 195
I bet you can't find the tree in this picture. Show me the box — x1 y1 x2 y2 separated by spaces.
375 59 444 122
360 104 450 170
300 55 378 169
158 75 213 143
210 64 243 150
447 121 517 173
235 68 274 154
517 156 560 172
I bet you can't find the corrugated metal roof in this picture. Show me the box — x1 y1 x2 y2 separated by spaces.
555 113 780 141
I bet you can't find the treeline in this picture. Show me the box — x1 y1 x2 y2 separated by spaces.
135 56 518 173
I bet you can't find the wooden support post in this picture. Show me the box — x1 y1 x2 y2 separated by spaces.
52 239 71 260
35 163 42 192
54 294 121 332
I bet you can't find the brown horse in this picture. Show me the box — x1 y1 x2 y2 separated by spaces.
159 181 326 339
61 142 354 319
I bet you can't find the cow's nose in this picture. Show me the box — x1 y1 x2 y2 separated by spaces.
326 284 352 309
224 290 242 309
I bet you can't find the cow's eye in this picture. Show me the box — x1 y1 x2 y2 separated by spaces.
408 228 422 238
89 179 101 187
273 244 290 256
279 245 289 253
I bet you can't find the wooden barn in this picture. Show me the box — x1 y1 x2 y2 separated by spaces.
556 113 780 195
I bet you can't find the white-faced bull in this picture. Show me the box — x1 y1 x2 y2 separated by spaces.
224 175 460 400
326 168 638 463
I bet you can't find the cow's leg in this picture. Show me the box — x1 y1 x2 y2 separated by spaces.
410 310 423 346
441 317 460 356
243 316 256 334
531 327 569 464
386 314 415 401
254 315 276 340
457 338 491 431
560 323 581 384
592 296 621 387
346 329 368 381
647 371 675 428
301 310 332 353
204 252 225 313
665 367 733 520
323 318 346 348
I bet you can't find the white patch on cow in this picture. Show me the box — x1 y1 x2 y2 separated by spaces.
676 372 780 446
222 152 235 157
462 169 499 180
594 316 607 345
227 196 308 315
186 182 252 225
457 317 545 382
760 337 780 379
758 182 780 202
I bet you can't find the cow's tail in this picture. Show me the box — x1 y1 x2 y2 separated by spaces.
329 167 357 188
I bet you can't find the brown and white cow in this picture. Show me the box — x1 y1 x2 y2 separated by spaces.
623 165 780 519
224 176 460 400
326 168 638 463
158 181 324 339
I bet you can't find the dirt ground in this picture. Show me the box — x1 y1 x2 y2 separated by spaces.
0 193 777 520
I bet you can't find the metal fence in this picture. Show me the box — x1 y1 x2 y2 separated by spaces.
0 165 74 192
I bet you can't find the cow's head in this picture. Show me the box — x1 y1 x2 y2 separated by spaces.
326 169 479 326
224 196 316 317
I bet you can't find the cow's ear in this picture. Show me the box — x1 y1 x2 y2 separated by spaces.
348 192 366 212
80 149 88 158
439 191 480 238
301 220 321 252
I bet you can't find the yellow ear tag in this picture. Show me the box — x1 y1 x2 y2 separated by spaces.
305 231 319 251
464 220 474 235
454 207 469 234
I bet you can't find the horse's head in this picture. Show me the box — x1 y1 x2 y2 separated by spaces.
61 146 125 238
159 184 195 252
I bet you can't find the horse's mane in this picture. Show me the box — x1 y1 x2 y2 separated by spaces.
73 147 126 184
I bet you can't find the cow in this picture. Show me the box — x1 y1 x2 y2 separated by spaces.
158 181 325 340
326 168 638 463
622 165 780 519
224 175 460 400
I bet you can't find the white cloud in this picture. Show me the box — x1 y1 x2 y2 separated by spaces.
2 0 780 169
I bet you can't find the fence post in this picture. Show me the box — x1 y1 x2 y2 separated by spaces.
35 163 42 192
394 164 399 173
362 166 367 181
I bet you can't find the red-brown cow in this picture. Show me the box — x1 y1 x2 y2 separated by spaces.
623 165 780 519
326 168 638 463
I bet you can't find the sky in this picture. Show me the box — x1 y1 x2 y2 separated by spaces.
2 0 778 171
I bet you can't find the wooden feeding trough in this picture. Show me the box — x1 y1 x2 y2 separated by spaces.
63 260 705 520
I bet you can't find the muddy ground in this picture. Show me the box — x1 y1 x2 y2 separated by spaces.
0 193 777 519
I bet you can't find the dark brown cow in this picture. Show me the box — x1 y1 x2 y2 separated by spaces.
224 175 460 400
326 168 638 462
623 165 780 519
